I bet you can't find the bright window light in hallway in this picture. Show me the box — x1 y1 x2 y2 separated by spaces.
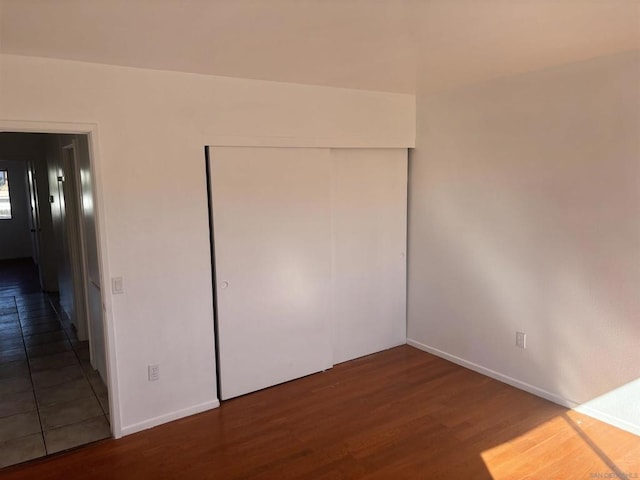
0 170 12 220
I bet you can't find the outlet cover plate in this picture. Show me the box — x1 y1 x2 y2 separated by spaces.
148 364 160 381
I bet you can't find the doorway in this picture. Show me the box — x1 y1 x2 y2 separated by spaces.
0 131 111 468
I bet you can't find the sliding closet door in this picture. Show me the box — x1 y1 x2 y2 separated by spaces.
331 148 407 364
209 146 333 400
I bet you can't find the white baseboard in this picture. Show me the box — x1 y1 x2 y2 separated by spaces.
119 399 220 437
574 405 640 437
406 338 577 409
407 339 640 437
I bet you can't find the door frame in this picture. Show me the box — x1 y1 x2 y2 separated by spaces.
0 119 121 438
60 140 90 342
25 160 42 272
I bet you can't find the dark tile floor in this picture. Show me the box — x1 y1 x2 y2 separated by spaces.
0 259 110 469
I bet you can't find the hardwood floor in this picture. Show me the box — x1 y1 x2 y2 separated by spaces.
2 345 638 479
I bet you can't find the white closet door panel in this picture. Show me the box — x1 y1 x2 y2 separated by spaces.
331 148 407 364
210 146 333 400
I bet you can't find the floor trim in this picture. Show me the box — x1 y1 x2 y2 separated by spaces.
574 404 640 437
120 399 220 437
406 338 577 409
408 339 640 438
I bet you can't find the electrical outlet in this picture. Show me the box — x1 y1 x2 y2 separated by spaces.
148 364 160 381
516 332 526 349
111 277 124 295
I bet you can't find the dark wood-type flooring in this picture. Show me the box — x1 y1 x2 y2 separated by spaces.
2 345 638 479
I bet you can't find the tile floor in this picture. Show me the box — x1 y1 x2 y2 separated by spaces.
0 259 111 469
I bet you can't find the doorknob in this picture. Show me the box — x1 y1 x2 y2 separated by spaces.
220 281 229 289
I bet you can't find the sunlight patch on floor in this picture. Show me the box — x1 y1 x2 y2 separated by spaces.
481 411 639 479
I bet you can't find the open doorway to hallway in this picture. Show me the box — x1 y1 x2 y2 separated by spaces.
0 133 110 468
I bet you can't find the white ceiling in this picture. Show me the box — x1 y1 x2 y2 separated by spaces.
1 0 638 94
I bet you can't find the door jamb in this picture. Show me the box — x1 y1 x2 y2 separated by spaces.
60 140 90 342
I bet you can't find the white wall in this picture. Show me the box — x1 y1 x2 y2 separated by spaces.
0 53 415 435
408 51 640 434
0 159 31 259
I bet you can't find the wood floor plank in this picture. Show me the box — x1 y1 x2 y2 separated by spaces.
1 345 638 479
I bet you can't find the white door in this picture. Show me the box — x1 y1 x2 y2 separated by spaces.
330 148 408 364
209 146 333 400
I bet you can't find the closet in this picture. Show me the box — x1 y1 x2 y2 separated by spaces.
208 146 407 400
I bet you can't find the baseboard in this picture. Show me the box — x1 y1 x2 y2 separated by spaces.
120 399 220 437
574 405 640 437
406 338 577 409
407 339 640 437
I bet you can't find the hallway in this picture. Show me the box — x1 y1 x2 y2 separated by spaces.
0 258 110 468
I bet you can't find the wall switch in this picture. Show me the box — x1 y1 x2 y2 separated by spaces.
111 277 124 295
516 331 527 349
148 364 160 381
